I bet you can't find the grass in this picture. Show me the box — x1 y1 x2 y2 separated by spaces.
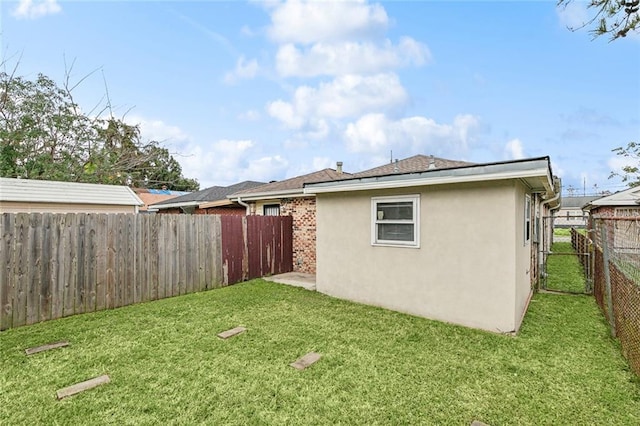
553 228 586 237
553 228 573 237
545 241 588 293
1 282 639 425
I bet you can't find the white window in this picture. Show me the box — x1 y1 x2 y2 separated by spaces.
263 204 280 216
524 194 531 245
371 195 420 247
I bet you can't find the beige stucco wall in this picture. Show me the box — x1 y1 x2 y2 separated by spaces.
514 182 534 331
0 201 137 214
316 180 532 332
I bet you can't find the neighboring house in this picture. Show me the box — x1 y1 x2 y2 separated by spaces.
133 188 191 213
0 177 143 213
151 181 265 215
583 186 640 218
583 187 640 251
227 164 353 274
303 156 559 333
554 196 601 228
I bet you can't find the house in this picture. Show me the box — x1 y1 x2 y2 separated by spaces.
554 196 601 228
0 177 143 213
133 188 191 213
583 186 640 252
303 156 559 333
150 181 265 215
227 164 353 274
583 186 640 218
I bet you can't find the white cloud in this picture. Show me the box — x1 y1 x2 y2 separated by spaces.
557 1 589 30
504 138 524 160
267 73 407 129
267 0 389 44
177 139 289 187
126 116 190 145
276 37 430 77
122 116 288 186
551 161 565 178
224 56 259 84
608 155 637 174
12 0 61 19
344 113 480 158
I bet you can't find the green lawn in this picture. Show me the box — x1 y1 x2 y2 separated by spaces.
1 280 639 425
545 241 588 293
553 228 573 237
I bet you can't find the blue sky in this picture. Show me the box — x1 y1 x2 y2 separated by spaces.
2 0 639 195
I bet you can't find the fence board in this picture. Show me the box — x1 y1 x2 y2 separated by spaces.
13 214 29 327
105 214 116 310
126 216 135 306
51 215 64 320
95 215 107 312
115 214 125 308
178 217 187 295
87 214 98 313
1 214 15 330
212 215 223 288
39 214 52 322
149 215 159 300
0 213 292 331
26 214 41 325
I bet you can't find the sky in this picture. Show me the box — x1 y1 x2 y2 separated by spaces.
1 0 639 195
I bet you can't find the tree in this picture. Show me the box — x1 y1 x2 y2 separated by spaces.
0 71 199 191
558 0 640 41
610 141 640 186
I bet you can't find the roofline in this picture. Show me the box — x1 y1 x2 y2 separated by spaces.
152 200 199 210
351 156 550 180
304 157 554 195
228 188 306 201
0 178 144 206
198 199 235 209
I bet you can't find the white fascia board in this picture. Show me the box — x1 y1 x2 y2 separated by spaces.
124 186 145 206
228 189 305 201
198 199 234 209
153 201 199 210
591 199 640 206
305 167 552 195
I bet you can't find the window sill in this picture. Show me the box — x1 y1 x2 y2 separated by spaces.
371 242 420 249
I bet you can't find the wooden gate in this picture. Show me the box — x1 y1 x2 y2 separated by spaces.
220 215 293 284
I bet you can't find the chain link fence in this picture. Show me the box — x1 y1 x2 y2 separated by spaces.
586 217 640 377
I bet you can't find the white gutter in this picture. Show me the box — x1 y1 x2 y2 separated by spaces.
228 188 305 202
538 182 561 288
304 168 552 194
152 200 199 210
236 196 251 215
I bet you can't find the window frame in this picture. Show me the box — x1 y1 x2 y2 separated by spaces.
371 194 420 248
524 194 531 245
263 204 280 216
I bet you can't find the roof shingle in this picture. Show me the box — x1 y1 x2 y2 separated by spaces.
353 155 473 178
152 181 265 207
231 169 352 197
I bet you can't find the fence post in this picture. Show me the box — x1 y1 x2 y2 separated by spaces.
600 222 616 337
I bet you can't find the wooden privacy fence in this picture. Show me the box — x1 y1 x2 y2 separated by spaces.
0 213 293 331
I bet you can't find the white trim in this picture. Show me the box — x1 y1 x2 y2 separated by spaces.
524 194 531 246
371 194 420 248
228 188 305 201
305 168 552 195
153 200 199 210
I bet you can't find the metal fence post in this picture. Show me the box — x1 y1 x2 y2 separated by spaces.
600 222 617 337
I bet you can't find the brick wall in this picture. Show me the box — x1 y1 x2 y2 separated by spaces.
280 197 316 274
